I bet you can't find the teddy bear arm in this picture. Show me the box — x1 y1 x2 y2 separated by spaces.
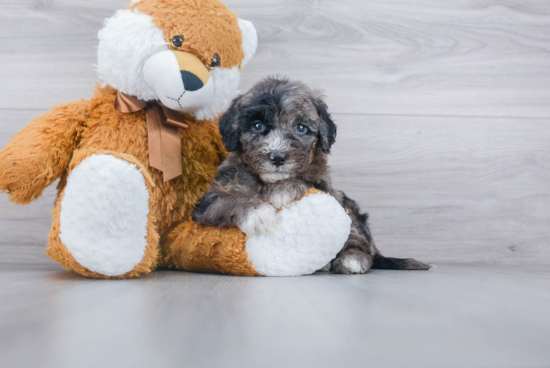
0 100 89 205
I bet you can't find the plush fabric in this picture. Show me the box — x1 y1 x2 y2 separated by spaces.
0 100 89 205
245 190 352 276
97 1 257 121
47 148 162 279
0 0 257 279
130 0 245 69
163 189 351 277
58 154 151 277
237 19 258 67
97 9 167 102
0 0 349 278
0 82 227 279
164 221 259 277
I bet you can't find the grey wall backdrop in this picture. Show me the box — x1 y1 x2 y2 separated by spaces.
1 0 549 264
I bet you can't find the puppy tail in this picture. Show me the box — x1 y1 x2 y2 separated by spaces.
371 254 431 270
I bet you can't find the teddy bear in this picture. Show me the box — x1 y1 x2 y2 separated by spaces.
0 0 351 278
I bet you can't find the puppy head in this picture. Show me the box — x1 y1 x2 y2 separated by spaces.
219 77 337 183
97 0 258 121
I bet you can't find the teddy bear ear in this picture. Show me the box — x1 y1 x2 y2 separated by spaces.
238 19 258 67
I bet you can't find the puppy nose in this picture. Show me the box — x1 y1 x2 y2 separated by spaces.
269 152 287 167
181 70 204 92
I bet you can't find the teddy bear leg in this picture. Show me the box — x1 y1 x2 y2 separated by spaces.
46 149 160 279
164 190 352 277
163 222 261 276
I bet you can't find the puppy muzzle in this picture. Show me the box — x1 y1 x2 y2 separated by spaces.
269 151 287 167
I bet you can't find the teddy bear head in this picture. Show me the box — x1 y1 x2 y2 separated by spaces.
97 0 258 121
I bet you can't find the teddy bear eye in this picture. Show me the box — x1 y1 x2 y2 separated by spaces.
207 54 221 70
171 35 185 49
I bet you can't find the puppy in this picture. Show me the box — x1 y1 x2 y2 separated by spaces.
192 77 429 274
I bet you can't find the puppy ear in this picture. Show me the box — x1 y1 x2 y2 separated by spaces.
315 99 337 153
218 95 244 152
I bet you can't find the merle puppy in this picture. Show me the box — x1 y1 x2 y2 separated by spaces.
192 77 429 274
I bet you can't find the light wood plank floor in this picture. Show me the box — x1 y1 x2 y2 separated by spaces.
1 1 549 366
1 263 549 368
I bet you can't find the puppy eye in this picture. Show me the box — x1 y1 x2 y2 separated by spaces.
207 54 221 70
253 121 264 132
295 124 308 134
171 35 185 49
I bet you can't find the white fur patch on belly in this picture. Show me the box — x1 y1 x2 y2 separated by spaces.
245 193 351 276
59 154 150 277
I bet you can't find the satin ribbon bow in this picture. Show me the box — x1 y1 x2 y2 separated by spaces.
114 92 188 182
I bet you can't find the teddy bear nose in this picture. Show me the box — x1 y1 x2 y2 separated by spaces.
181 70 204 92
269 151 287 167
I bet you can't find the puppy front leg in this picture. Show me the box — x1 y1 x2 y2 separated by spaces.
266 178 309 209
239 202 278 235
193 191 277 235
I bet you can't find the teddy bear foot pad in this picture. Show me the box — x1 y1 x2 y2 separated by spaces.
58 154 150 277
246 192 352 276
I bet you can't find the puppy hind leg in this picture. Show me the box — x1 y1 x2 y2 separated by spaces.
332 250 373 275
332 229 374 274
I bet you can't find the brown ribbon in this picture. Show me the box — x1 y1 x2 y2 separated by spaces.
114 92 188 182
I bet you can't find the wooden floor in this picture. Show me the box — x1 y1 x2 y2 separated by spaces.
1 0 550 367
1 263 549 368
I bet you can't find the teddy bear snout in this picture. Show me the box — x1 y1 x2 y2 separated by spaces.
172 51 211 88
180 70 204 92
142 49 214 112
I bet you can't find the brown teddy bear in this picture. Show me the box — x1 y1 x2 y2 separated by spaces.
0 0 260 278
0 0 354 278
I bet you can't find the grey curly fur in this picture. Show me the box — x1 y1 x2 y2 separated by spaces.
193 77 429 273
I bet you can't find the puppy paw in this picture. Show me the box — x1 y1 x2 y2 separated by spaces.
332 252 371 275
267 180 308 208
268 191 296 209
238 203 278 235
